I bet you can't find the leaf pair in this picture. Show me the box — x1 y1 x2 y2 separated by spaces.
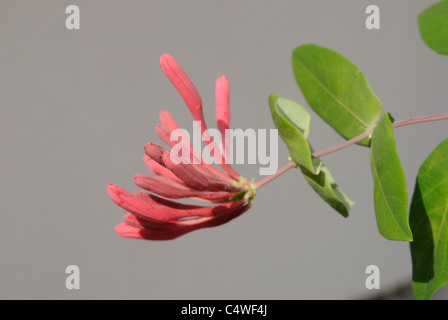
269 94 353 217
270 43 384 218
290 44 416 242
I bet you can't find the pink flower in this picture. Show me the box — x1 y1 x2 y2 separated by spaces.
107 54 255 240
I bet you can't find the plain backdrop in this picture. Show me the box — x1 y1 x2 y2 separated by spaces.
1 0 447 299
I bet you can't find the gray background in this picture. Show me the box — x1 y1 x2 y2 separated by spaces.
1 0 447 299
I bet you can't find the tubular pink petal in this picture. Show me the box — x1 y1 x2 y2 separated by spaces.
115 223 190 241
159 110 203 164
202 134 240 180
108 184 244 222
133 178 234 202
194 202 252 229
124 201 250 230
162 152 212 191
123 213 210 231
159 110 180 132
123 214 171 230
132 190 205 210
123 213 184 231
155 124 175 147
156 114 233 182
214 75 241 179
200 161 234 181
156 124 197 165
215 75 230 141
142 155 182 183
107 184 205 222
162 152 243 193
200 126 240 180
133 174 194 199
144 142 167 166
135 174 196 192
117 202 252 241
133 190 246 216
160 54 206 124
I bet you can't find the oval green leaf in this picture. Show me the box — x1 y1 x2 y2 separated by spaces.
410 138 448 300
292 44 382 146
418 0 448 55
268 94 315 173
370 113 412 241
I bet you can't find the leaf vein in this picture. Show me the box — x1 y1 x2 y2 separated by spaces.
297 60 370 129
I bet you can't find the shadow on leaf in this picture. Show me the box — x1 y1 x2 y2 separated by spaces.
410 180 434 283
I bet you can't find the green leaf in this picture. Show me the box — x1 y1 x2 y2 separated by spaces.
268 94 315 173
268 94 354 217
292 44 382 146
418 0 448 55
370 113 412 241
300 155 354 218
410 138 448 300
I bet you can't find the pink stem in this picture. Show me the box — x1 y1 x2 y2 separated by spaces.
255 112 448 189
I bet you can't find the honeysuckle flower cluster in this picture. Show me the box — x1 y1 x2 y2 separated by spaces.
107 54 255 240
